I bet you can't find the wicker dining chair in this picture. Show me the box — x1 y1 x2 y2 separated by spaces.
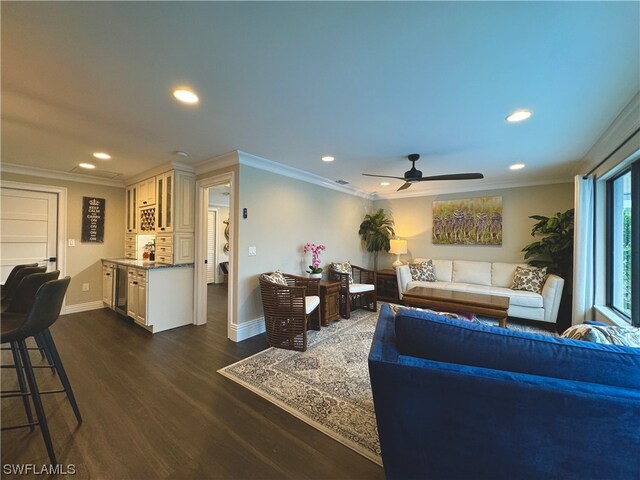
259 272 321 352
329 263 377 319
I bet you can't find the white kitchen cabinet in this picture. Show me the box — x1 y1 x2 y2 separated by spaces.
102 263 114 308
127 268 147 326
137 177 156 207
125 185 138 233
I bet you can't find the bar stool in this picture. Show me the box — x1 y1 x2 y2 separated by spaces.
1 263 38 300
1 277 80 466
1 266 46 309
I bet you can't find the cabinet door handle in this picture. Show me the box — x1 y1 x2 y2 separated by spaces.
143 201 147 205
105 273 111 276
133 281 138 285
160 227 165 231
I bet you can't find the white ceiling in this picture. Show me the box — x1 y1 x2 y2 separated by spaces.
2 2 639 195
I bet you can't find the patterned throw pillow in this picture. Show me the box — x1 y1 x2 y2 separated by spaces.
561 324 640 348
511 266 547 294
331 261 353 284
409 260 436 282
262 270 288 286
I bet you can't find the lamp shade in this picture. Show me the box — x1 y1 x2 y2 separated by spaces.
389 239 407 255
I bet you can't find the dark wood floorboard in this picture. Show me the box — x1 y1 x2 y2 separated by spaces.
1 284 384 479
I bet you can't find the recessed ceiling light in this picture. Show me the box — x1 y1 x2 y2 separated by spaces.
173 88 199 104
174 150 189 158
506 109 532 123
321 155 335 162
93 152 111 160
380 182 390 186
79 163 96 169
509 163 526 170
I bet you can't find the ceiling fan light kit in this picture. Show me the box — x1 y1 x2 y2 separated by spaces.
362 154 484 191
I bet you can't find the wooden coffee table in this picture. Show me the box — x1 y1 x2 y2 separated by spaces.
402 287 510 328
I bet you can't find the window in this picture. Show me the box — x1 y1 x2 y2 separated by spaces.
607 159 639 325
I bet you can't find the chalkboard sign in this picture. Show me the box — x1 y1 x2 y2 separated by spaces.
82 197 105 243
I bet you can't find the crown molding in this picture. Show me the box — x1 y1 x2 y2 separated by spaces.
370 176 574 200
237 150 373 199
194 151 239 176
575 91 640 176
124 160 194 185
0 162 125 188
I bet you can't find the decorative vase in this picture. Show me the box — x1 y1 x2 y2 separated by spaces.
309 273 322 279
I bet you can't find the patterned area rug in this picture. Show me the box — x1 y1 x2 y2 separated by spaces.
218 308 382 465
218 304 556 466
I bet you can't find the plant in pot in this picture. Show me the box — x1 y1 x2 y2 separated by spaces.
358 209 395 271
303 243 326 278
522 208 574 330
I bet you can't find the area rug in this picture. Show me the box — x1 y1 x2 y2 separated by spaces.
218 304 556 466
218 308 382 465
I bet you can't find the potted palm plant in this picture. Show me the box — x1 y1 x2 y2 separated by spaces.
358 209 395 271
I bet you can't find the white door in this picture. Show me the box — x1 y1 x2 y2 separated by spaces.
207 210 217 284
0 187 58 282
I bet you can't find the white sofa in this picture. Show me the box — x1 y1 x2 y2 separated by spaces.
396 259 565 324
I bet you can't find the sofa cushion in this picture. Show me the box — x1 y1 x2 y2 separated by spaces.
412 258 452 282
491 286 543 308
331 261 353 284
452 261 491 286
262 271 287 285
394 308 640 389
562 324 640 348
492 262 528 287
409 261 436 282
512 266 547 293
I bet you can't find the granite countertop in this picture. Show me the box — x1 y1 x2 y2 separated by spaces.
102 258 195 270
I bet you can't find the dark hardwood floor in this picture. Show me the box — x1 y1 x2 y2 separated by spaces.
1 284 384 479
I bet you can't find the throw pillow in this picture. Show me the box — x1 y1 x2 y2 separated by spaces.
389 304 477 323
561 324 640 348
262 270 288 286
331 261 353 284
409 260 437 282
511 266 547 294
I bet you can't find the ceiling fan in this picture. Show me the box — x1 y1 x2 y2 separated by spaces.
363 154 484 191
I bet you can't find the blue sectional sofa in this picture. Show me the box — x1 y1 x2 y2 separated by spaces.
368 304 640 480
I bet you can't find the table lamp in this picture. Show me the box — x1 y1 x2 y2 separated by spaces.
389 239 407 268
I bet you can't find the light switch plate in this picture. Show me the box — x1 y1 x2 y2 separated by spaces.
248 246 257 256
82 283 90 291
68 239 76 247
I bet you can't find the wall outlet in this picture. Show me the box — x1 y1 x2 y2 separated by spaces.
68 239 76 247
248 246 257 256
82 283 90 292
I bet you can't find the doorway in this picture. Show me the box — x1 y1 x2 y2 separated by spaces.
194 172 235 340
0 181 67 283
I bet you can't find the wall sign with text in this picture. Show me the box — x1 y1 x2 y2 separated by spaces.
82 197 105 243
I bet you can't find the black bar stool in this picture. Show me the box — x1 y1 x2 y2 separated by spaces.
0 263 38 300
1 266 46 309
1 277 80 466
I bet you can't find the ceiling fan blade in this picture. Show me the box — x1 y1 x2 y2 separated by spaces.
362 173 406 180
419 173 484 182
397 182 412 191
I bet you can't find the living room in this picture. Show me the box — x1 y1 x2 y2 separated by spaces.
1 2 638 478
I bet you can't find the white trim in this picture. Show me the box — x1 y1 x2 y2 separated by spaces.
1 163 125 188
61 301 105 315
237 150 372 199
576 92 640 176
593 305 632 328
207 207 220 283
1 179 68 310
371 176 574 200
124 160 194 185
195 171 236 340
229 316 266 342
194 151 239 176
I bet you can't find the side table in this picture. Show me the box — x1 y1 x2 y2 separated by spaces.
319 280 340 326
376 269 400 303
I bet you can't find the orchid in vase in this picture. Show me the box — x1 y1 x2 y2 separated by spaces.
303 243 326 275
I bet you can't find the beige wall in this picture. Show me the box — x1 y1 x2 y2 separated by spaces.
1 173 125 306
237 164 370 323
373 182 574 269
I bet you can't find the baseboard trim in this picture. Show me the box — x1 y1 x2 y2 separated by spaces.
230 316 265 342
61 300 105 315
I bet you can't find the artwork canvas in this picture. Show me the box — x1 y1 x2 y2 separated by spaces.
432 196 502 245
